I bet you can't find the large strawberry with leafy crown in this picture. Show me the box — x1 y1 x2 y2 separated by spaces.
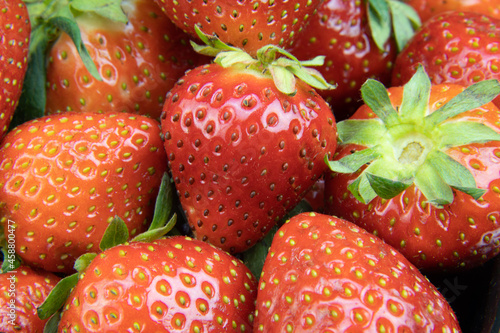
404 0 500 23
0 265 60 333
154 0 323 56
254 212 461 332
161 29 338 253
392 11 500 108
0 112 167 273
289 0 421 120
325 66 500 271
0 0 30 136
15 0 205 124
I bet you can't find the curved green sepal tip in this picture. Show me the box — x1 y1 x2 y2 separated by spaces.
37 273 79 320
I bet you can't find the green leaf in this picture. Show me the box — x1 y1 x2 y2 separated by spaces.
437 121 500 147
131 214 177 243
299 55 326 67
398 65 431 122
287 65 335 91
70 0 128 23
425 79 500 127
73 253 97 273
337 119 386 145
268 65 297 95
367 0 392 51
387 0 421 51
414 160 454 207
99 217 129 251
427 150 486 199
216 50 255 68
360 78 399 126
347 173 378 204
148 173 174 231
37 273 79 320
43 310 61 333
47 14 102 81
325 146 382 174
365 172 411 199
10 25 50 128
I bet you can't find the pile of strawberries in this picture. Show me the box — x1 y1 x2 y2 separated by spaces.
1 0 500 332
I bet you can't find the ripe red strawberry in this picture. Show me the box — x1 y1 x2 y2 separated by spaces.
289 0 421 120
0 0 30 136
254 212 461 332
161 34 338 254
325 66 500 271
0 266 60 332
404 0 500 23
0 112 168 273
392 11 500 108
154 0 323 56
55 236 257 332
24 0 206 121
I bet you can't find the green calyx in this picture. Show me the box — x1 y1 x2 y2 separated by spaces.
326 65 500 207
191 25 335 96
367 0 421 52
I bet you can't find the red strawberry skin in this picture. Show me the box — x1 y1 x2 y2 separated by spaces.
289 0 397 121
325 83 500 271
392 11 500 107
254 212 461 332
0 266 60 333
45 0 207 119
58 236 258 332
0 0 30 137
161 64 338 253
154 0 323 56
0 113 168 273
405 0 500 22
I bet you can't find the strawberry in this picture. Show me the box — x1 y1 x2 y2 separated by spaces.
289 0 421 120
45 235 257 332
0 265 60 332
18 0 205 123
154 0 323 56
404 0 500 23
0 0 30 136
392 11 500 108
254 212 461 332
161 30 338 253
0 112 168 273
325 66 500 271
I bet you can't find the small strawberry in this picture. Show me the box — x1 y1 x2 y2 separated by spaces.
18 0 206 123
0 112 168 273
404 0 500 23
254 212 461 332
0 265 60 333
289 0 421 120
325 66 500 271
38 226 257 332
392 11 500 108
0 0 30 136
154 0 323 56
161 29 338 253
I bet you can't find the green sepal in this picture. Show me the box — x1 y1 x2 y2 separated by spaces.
427 150 486 200
190 24 240 57
347 173 378 204
73 253 97 273
269 64 297 96
37 273 79 320
43 309 61 333
414 160 454 207
398 65 430 122
287 63 335 91
365 172 411 199
425 79 500 127
387 0 421 52
0 247 22 273
70 0 128 23
337 119 386 145
147 173 175 231
216 50 255 67
367 0 391 51
131 214 177 243
99 216 129 252
325 146 382 174
437 121 500 147
361 78 399 126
